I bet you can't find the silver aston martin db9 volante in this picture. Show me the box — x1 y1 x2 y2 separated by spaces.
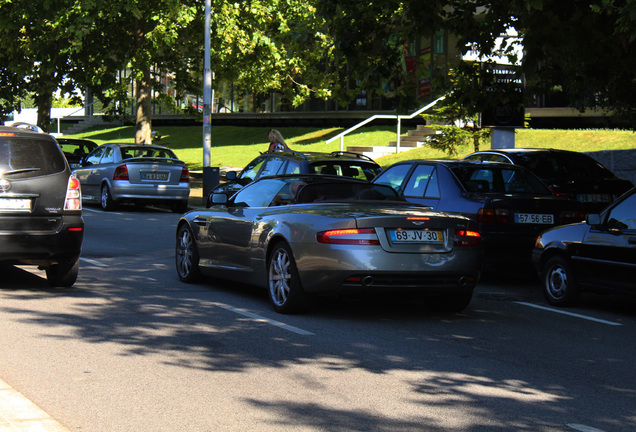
175 175 483 313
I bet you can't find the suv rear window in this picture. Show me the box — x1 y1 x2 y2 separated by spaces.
0 136 66 179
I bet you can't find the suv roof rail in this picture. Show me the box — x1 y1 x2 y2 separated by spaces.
265 148 309 160
329 151 375 162
9 122 45 133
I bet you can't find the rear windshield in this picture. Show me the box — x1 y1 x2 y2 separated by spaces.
296 182 400 203
450 166 552 195
309 162 382 180
121 147 177 159
0 137 67 178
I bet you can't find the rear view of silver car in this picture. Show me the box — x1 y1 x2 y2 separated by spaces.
73 143 190 212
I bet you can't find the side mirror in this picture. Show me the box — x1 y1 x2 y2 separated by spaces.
207 192 228 208
226 171 237 181
586 213 601 226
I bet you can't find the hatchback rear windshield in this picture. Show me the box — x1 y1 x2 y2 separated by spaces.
0 137 66 179
451 166 552 195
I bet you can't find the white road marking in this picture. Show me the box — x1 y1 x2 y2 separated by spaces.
568 423 608 432
516 302 623 326
80 257 108 267
213 302 315 336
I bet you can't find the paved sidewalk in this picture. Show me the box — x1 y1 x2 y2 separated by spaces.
0 378 70 432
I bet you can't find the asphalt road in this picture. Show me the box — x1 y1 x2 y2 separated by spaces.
1 203 635 432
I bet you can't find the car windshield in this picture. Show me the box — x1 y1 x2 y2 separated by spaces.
231 178 400 207
120 147 177 159
451 166 552 195
0 137 66 178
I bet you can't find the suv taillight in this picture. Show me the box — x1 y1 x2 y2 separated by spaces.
180 167 190 183
113 165 129 180
64 176 82 211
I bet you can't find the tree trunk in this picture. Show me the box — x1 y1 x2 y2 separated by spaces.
135 66 152 144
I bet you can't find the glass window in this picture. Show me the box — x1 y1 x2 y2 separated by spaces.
0 137 66 178
404 165 435 197
232 178 287 208
86 146 106 165
100 147 115 164
239 157 266 182
373 164 412 194
606 193 636 230
259 156 286 177
283 160 301 174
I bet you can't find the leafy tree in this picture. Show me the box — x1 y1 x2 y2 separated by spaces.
0 0 99 131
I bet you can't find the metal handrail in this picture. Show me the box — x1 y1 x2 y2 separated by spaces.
325 95 446 152
55 101 96 135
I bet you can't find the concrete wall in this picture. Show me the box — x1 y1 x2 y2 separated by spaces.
586 149 636 185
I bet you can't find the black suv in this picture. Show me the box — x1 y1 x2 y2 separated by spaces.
208 149 382 205
0 125 84 286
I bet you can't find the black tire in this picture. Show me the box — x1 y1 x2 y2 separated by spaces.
172 200 189 213
46 258 79 287
101 184 117 211
267 242 312 314
542 255 579 306
428 289 474 313
175 224 201 283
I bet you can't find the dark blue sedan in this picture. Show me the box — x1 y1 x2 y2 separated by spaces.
373 160 585 266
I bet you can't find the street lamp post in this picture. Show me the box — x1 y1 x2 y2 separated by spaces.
202 0 219 201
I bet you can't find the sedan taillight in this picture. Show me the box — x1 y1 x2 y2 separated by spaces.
317 228 380 245
477 208 510 224
180 167 190 183
561 210 586 224
64 176 82 211
113 165 129 180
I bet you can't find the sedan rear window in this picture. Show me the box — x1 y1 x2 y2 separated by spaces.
0 137 66 178
120 147 177 159
451 166 552 195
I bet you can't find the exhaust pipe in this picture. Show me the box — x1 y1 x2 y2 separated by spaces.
362 276 375 287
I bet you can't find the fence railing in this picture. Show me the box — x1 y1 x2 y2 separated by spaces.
325 95 445 152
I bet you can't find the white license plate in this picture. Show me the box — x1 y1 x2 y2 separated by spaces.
390 229 444 243
0 198 32 211
577 193 612 203
141 172 168 181
514 213 554 224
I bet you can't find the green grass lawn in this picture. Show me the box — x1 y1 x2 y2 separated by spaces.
67 125 636 170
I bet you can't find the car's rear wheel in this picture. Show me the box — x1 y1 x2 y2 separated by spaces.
101 184 117 211
176 224 200 283
542 255 579 306
46 258 79 287
267 242 312 314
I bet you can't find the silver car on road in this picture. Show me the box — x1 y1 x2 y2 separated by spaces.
175 175 483 314
74 143 190 212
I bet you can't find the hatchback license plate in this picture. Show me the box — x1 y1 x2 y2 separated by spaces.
141 172 168 181
0 198 31 211
390 229 444 243
515 213 554 224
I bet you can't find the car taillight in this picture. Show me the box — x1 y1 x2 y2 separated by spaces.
454 229 481 246
180 167 190 183
549 186 571 199
560 210 586 224
113 165 129 180
477 208 510 224
317 228 380 245
64 176 82 211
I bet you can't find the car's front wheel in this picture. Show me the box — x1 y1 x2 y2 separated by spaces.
542 255 579 306
176 224 200 283
101 184 117 211
46 258 79 287
267 242 312 314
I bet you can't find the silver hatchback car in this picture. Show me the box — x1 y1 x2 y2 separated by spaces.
73 143 190 212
